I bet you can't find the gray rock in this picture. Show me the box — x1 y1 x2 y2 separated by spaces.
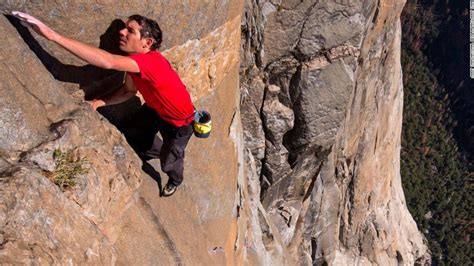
239 0 430 264
297 1 366 57
261 85 294 185
286 58 355 150
262 85 294 144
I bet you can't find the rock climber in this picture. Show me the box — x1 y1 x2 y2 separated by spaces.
12 11 195 197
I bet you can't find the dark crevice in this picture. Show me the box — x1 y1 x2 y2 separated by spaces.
347 159 357 227
241 0 264 69
259 85 272 197
396 250 404 264
310 237 317 263
371 0 380 24
303 159 325 202
282 63 304 166
338 215 346 247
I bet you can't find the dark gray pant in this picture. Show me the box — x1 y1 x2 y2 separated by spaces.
123 104 193 186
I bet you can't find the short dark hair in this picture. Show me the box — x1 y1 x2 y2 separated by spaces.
128 14 162 50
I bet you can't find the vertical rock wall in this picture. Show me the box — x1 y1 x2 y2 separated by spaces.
0 13 142 264
238 0 430 264
0 0 432 264
0 1 245 264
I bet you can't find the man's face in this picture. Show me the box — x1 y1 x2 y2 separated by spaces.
119 20 151 54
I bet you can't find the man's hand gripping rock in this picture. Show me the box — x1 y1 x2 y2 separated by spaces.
12 11 58 41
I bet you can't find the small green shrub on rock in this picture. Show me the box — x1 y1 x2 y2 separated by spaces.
46 149 89 191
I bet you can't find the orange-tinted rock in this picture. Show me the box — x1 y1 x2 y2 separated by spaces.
1 0 245 264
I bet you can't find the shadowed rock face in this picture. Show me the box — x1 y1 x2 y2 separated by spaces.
0 1 244 264
1 0 430 265
0 1 242 62
0 13 142 262
239 0 430 265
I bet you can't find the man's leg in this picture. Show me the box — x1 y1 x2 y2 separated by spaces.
123 104 161 160
159 123 193 186
142 135 163 160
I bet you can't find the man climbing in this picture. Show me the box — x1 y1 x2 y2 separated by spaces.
12 11 195 197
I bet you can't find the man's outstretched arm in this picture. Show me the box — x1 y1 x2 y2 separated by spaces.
12 11 139 73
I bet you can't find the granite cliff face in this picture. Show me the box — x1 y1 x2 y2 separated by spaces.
238 0 430 264
0 1 243 264
0 0 429 265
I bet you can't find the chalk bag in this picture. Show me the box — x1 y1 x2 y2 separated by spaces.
193 110 212 138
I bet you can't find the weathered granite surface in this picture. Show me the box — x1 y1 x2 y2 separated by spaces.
1 0 430 264
238 0 430 264
0 1 244 264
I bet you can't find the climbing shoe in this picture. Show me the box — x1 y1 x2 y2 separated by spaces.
162 183 177 197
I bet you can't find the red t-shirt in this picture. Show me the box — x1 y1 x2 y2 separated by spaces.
129 51 194 127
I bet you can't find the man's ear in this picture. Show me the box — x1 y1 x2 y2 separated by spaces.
145 38 154 48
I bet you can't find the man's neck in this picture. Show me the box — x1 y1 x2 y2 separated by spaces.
127 48 152 55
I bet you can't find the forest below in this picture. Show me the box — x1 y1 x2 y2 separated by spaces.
400 0 473 264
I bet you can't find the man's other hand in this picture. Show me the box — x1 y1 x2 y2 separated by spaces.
88 99 106 111
12 11 58 41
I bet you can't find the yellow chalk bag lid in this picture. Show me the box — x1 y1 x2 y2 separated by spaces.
193 110 211 138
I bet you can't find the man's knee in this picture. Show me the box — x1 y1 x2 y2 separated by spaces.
161 161 175 173
160 154 183 173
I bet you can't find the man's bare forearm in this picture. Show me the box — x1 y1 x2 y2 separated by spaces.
51 32 139 72
52 33 117 70
12 11 139 73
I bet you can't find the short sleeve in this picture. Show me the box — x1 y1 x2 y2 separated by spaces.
129 53 153 81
